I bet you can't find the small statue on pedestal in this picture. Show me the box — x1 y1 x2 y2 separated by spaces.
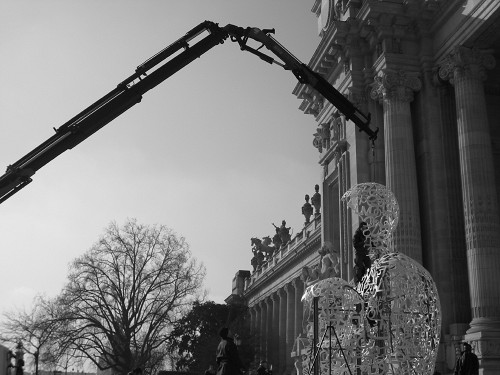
311 184 321 215
273 220 291 247
302 194 313 225
272 226 282 250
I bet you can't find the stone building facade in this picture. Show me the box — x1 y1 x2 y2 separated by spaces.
227 1 500 374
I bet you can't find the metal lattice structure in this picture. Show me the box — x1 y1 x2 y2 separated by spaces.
302 183 441 375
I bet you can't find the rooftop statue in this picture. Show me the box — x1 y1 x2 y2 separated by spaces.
311 184 321 215
272 220 291 247
251 237 274 260
271 226 282 249
301 194 313 225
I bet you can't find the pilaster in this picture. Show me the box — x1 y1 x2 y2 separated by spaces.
370 69 423 262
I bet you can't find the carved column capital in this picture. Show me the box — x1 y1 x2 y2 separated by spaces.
277 287 286 298
291 277 303 290
370 70 422 103
439 46 496 83
270 292 278 302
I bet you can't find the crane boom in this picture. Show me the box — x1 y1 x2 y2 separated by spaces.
0 21 376 205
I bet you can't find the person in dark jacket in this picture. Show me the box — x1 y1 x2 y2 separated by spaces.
216 327 243 375
256 360 271 375
454 342 479 375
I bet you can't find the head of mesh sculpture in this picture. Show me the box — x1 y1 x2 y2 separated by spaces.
341 182 399 259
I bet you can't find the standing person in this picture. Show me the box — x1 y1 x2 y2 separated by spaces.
454 342 479 375
256 360 271 375
216 327 243 375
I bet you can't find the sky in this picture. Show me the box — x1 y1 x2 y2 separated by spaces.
0 0 323 315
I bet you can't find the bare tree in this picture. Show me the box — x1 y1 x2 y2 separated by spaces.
58 219 205 375
0 295 63 375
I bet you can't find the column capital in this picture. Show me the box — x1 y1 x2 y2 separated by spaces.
291 277 302 290
264 296 273 306
277 287 286 298
284 282 295 295
439 46 496 83
370 69 422 103
270 291 279 302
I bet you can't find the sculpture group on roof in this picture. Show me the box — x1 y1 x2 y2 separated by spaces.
251 220 292 271
250 185 322 272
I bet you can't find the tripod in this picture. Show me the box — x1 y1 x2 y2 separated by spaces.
307 322 353 375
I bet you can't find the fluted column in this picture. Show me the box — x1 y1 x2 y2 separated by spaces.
265 297 273 364
370 69 423 262
439 46 500 360
260 300 267 359
250 306 256 337
285 283 296 374
271 293 280 369
255 303 262 357
278 288 287 375
293 278 305 340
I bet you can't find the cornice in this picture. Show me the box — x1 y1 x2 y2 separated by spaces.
433 0 500 62
294 0 446 116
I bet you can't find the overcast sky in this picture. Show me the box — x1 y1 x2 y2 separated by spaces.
0 0 322 314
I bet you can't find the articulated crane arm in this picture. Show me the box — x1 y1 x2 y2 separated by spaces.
224 24 376 141
0 21 376 205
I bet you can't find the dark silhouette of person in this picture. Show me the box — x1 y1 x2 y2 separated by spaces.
454 342 479 375
216 327 243 375
353 221 371 284
256 360 271 375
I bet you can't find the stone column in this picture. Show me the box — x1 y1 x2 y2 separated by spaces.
285 283 296 374
278 288 287 375
370 69 423 262
439 46 500 371
270 293 280 369
260 300 267 359
250 306 256 336
265 297 273 364
293 278 305 339
254 303 262 357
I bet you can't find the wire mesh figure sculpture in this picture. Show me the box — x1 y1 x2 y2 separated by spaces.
302 183 441 375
